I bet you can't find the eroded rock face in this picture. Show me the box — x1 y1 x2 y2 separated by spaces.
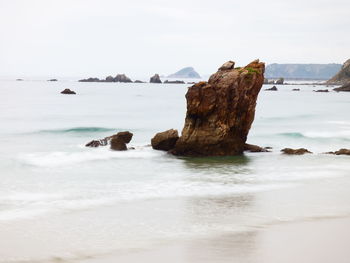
281 148 312 155
171 60 265 156
151 129 179 151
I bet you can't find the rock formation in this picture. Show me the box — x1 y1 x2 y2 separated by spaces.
150 74 162 83
334 82 350 92
170 59 265 157
85 131 133 150
61 89 76 94
265 86 277 91
151 129 179 151
326 59 350 85
281 148 312 155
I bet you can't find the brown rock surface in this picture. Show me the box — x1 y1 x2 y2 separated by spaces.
151 129 179 151
171 60 265 156
110 131 133 151
326 149 350 155
281 148 312 155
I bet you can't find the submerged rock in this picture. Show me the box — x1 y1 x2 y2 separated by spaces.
60 89 76 94
313 89 329 92
151 129 179 151
150 74 162 83
325 149 350 155
134 80 145 83
170 59 265 156
244 143 271 153
48 79 58 81
281 148 312 155
292 88 300 91
265 86 278 91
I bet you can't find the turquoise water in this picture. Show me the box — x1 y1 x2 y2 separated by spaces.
0 80 349 262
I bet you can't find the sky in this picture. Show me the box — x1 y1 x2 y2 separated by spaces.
0 0 349 79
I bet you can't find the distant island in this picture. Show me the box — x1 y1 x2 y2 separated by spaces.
168 67 201 78
265 63 341 79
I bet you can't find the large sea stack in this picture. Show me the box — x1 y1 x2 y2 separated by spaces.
171 60 265 156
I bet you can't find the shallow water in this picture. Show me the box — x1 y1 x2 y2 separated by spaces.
0 80 349 262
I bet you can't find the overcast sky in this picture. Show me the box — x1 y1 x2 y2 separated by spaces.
0 0 349 79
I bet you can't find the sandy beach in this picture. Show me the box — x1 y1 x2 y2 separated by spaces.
80 217 350 263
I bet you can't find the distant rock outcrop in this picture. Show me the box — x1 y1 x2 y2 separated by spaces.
265 63 341 79
334 82 350 92
326 59 350 85
170 59 265 157
150 74 162 83
164 80 185 84
60 89 76 94
48 79 58 82
168 67 201 79
151 129 179 151
313 89 329 92
115 74 132 83
79 77 100 82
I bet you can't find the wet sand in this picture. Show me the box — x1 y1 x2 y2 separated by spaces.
81 217 350 263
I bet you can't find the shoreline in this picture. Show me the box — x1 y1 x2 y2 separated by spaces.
78 216 350 263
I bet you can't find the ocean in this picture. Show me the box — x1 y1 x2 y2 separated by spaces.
0 80 349 262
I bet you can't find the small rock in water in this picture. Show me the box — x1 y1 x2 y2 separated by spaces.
265 86 278 91
313 89 329 92
244 143 271 153
292 88 300 91
60 89 76 94
110 131 133 151
151 129 179 151
281 148 312 155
